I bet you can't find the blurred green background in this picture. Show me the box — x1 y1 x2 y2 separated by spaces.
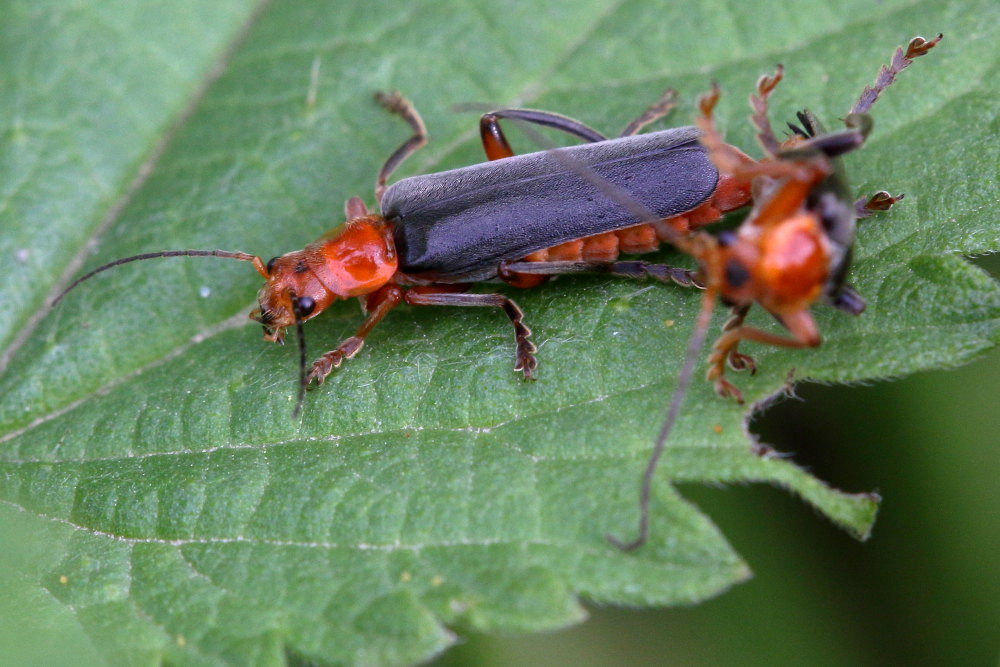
439 257 999 665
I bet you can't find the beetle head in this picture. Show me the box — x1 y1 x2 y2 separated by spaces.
249 252 326 343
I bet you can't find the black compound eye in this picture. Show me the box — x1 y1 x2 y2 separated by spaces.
265 256 279 274
724 259 750 289
295 296 316 317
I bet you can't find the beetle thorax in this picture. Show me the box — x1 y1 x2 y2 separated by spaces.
310 215 399 298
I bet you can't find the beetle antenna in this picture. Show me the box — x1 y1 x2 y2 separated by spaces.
290 294 309 419
607 285 717 551
52 249 264 306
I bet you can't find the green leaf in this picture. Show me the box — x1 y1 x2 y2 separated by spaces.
1 0 997 664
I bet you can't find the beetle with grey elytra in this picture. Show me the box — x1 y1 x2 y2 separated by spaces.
55 89 761 416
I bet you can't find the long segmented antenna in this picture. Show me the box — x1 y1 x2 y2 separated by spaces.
607 284 717 551
52 249 265 306
851 34 942 115
290 294 311 419
54 248 313 419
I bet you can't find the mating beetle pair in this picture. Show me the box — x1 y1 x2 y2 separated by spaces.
56 35 941 548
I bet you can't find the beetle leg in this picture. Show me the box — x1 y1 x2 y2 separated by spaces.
618 88 677 137
501 259 702 288
344 196 369 220
478 113 517 160
374 91 428 205
721 304 756 374
695 84 773 180
478 87 676 159
306 284 404 386
404 288 537 379
850 34 942 115
749 65 784 157
697 81 822 187
856 191 904 218
706 309 820 403
479 108 607 161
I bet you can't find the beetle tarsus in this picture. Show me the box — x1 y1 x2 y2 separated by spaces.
307 336 364 386
505 302 537 380
713 377 745 404
514 338 538 380
722 304 750 332
306 353 338 386
905 33 942 59
727 351 756 374
856 191 904 217
751 64 784 156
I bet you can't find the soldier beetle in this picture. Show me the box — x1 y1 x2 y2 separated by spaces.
55 91 753 414
607 34 942 550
